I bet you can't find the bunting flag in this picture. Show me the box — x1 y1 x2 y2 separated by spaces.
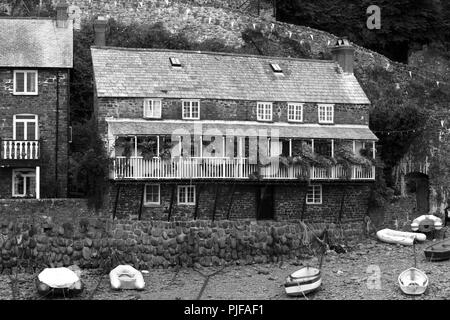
88 3 448 88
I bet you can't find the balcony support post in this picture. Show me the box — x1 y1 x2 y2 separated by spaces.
212 184 220 222
134 136 138 157
227 183 236 220
289 139 292 157
168 184 176 221
331 139 334 158
156 136 160 157
372 141 376 159
138 184 145 220
36 166 40 200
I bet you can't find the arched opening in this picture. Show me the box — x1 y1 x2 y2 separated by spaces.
405 172 430 215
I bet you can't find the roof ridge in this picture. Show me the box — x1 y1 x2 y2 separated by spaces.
0 17 54 20
90 46 336 64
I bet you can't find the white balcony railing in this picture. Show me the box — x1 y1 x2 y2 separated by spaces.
113 157 375 181
1 140 39 160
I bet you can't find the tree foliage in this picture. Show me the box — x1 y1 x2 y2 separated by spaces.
276 0 447 62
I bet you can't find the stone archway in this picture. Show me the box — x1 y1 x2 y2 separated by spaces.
405 172 430 215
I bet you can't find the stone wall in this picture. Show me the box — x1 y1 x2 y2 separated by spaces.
0 198 366 274
0 68 70 198
108 182 372 224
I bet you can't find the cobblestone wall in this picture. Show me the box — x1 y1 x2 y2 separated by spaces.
0 198 367 273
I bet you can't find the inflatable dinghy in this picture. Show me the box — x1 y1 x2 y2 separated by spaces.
109 265 145 290
376 228 426 246
36 267 84 297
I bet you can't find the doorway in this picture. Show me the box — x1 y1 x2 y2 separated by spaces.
256 185 274 220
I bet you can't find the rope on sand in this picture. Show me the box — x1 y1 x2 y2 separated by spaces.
194 266 226 300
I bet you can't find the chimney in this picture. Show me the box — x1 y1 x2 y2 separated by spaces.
94 16 108 47
55 1 68 28
330 37 355 74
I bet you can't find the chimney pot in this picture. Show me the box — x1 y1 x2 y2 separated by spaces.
56 1 68 28
94 16 108 47
330 37 354 74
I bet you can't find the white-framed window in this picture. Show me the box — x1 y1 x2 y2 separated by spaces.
143 99 162 118
13 70 38 95
318 104 334 124
13 114 38 140
12 169 36 197
288 103 303 122
144 184 160 205
182 100 200 120
178 185 196 205
306 185 322 204
257 102 272 121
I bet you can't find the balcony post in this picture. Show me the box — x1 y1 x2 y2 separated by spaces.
352 140 356 154
36 166 40 199
157 135 160 157
331 139 334 158
372 141 376 159
289 139 292 157
311 139 314 153
134 135 138 157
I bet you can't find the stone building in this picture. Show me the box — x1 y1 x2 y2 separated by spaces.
91 18 378 222
0 3 73 199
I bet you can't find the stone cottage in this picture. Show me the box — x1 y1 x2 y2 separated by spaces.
91 18 378 222
0 3 73 199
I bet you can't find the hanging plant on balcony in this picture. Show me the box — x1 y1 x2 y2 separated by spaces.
138 139 158 161
115 138 133 158
159 140 174 160
334 144 373 168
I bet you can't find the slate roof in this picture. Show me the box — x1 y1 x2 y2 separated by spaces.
107 120 378 141
0 18 73 68
91 47 371 104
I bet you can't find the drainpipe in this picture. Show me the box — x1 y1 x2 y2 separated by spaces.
55 71 60 197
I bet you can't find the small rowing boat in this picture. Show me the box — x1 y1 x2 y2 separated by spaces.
398 239 428 296
284 266 321 296
284 227 328 297
376 228 426 246
398 268 429 296
424 238 450 261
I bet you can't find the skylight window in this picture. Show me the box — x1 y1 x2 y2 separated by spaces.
270 63 282 73
170 57 181 67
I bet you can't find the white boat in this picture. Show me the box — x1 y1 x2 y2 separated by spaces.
284 266 322 296
376 228 426 246
398 267 428 295
411 215 443 232
36 267 84 296
109 265 145 290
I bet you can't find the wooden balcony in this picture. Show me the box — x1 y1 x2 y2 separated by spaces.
1 140 40 160
113 157 375 181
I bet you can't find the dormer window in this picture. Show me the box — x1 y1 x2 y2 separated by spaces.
318 104 334 124
270 63 282 73
170 57 181 67
13 70 38 95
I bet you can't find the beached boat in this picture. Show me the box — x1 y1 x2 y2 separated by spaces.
411 215 443 233
109 265 145 290
376 228 426 246
36 267 84 297
398 268 428 295
284 266 322 296
398 239 428 296
424 238 450 261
